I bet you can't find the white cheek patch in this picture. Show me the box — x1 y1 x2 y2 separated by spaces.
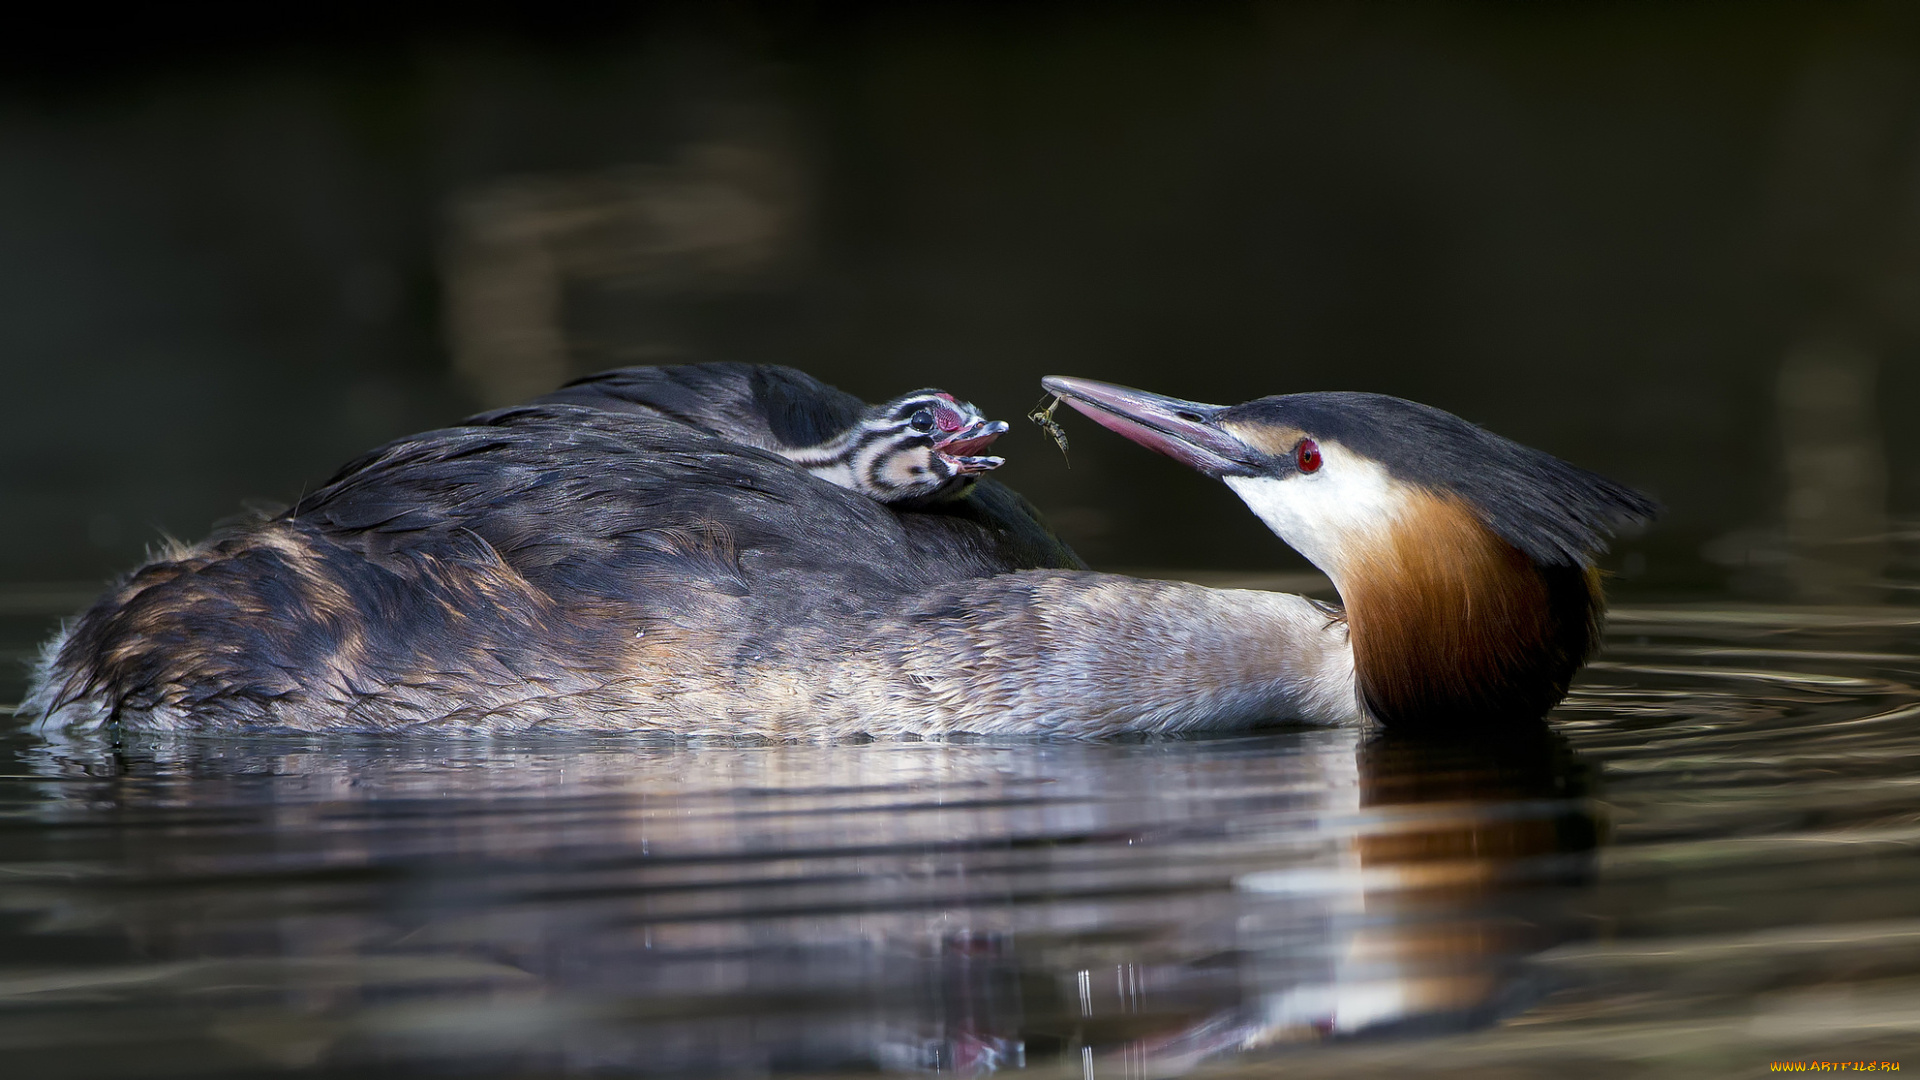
1223 442 1410 580
854 442 897 491
853 438 947 496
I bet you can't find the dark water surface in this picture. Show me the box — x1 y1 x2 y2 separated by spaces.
2 605 1918 1079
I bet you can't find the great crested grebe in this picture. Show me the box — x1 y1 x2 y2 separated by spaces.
538 364 1007 505
778 391 1006 505
22 367 1652 737
1041 376 1659 728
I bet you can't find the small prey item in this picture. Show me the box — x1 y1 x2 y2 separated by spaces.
1028 395 1070 465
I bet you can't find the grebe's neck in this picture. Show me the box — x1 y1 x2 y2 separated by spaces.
1325 493 1600 726
779 429 864 489
1219 466 1605 727
816 571 1360 737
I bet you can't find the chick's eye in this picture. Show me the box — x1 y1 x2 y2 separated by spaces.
909 409 935 433
1295 438 1322 474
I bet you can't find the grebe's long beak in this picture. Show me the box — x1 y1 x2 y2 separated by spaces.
1041 376 1260 477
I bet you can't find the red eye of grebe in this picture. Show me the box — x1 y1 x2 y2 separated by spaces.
1295 439 1322 473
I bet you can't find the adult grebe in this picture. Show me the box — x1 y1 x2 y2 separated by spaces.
1041 376 1659 728
22 370 1651 737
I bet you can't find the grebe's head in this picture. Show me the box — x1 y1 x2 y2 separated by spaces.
1041 376 1659 727
827 390 1008 505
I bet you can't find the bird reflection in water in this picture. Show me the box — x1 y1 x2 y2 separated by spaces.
12 727 1598 1076
1231 732 1598 1045
993 730 1600 1073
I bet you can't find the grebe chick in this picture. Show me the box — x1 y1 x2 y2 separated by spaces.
779 390 1006 505
536 364 1009 506
24 374 1651 737
543 368 1004 503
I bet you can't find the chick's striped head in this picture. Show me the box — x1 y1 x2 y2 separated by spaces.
787 391 1008 505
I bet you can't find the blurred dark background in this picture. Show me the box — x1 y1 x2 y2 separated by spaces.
5 1 1920 606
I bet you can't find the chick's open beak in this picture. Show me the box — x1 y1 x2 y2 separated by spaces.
1040 376 1259 477
936 419 1008 475
936 418 1008 458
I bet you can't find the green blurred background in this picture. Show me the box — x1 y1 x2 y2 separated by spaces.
5 2 1918 603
